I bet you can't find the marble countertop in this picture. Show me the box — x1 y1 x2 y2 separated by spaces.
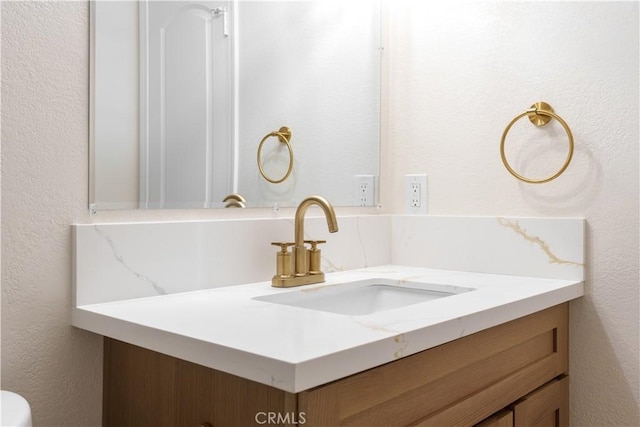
71 265 583 393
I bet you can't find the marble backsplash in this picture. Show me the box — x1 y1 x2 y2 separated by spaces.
73 215 390 305
392 216 585 281
73 215 585 306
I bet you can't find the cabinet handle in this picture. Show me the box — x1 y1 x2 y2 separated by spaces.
198 423 213 427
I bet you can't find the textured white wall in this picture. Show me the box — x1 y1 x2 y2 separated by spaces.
1 1 638 426
2 2 102 425
387 2 639 426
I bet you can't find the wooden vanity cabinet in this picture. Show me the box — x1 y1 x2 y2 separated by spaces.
475 409 514 427
103 303 569 427
475 375 568 427
512 375 569 427
102 340 294 427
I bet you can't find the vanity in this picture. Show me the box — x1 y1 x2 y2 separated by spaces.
72 215 584 426
101 302 569 427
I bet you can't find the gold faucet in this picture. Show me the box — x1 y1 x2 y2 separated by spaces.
271 196 338 287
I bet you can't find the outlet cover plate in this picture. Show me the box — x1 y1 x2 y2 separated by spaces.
354 175 375 207
404 174 428 214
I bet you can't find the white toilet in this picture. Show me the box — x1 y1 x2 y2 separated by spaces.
1 391 32 427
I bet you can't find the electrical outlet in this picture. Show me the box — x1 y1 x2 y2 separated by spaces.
404 174 428 214
354 175 375 207
410 183 421 207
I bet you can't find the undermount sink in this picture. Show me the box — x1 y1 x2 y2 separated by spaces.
254 278 475 315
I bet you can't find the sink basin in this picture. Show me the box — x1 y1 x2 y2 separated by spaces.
254 278 475 315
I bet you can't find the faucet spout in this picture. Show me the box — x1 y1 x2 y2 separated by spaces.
270 195 338 287
292 196 338 277
294 195 339 247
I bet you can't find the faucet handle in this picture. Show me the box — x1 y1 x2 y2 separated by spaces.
271 242 295 279
271 242 295 253
304 240 326 250
304 240 327 275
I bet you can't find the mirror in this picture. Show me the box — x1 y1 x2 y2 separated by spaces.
90 0 382 210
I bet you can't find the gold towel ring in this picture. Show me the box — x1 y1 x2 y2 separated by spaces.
257 126 294 184
500 102 574 184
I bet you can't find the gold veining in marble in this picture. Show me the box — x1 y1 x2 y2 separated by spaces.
350 318 401 335
497 218 584 266
299 283 343 293
393 334 409 359
270 374 285 387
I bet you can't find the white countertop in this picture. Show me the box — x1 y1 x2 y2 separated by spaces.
71 265 584 393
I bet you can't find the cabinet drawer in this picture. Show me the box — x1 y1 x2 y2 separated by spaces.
299 304 568 427
475 409 514 427
512 376 569 427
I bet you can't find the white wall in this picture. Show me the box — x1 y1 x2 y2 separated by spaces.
2 3 101 425
1 1 638 426
388 2 639 425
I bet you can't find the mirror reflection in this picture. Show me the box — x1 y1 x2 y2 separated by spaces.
91 0 382 210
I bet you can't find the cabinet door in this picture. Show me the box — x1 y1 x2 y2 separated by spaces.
513 376 569 427
104 338 296 427
176 359 297 427
475 409 514 427
103 338 179 427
